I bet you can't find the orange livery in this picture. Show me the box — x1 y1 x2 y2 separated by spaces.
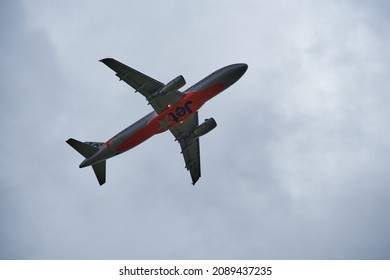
67 58 247 186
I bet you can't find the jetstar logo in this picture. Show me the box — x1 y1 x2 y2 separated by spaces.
168 100 193 123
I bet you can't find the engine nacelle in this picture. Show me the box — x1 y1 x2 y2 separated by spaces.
159 75 186 95
192 118 217 139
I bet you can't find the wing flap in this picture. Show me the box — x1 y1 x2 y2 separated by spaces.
170 113 201 185
100 58 184 114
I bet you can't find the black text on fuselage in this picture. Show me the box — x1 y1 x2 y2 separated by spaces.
168 100 193 123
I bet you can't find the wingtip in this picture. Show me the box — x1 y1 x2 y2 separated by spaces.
99 58 112 63
66 138 76 145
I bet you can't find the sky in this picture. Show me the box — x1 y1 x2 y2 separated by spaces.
1 0 390 259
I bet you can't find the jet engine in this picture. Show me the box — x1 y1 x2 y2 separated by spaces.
159 75 186 94
192 118 217 139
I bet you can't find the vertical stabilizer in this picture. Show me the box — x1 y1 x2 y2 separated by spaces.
92 161 106 186
66 138 107 186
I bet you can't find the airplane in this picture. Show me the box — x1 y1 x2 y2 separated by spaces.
66 58 248 186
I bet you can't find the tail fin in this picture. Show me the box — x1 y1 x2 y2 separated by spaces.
92 161 106 186
66 138 106 186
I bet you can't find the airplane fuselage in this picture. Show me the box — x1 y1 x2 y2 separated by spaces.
79 63 247 168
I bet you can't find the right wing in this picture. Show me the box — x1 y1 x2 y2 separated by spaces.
100 58 184 114
170 113 201 185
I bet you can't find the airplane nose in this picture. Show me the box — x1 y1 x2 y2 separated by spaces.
228 63 248 84
237 63 248 71
236 63 248 76
210 63 248 91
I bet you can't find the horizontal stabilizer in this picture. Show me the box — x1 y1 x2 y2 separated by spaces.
92 161 106 186
66 138 99 158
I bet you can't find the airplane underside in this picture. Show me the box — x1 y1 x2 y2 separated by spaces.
67 58 247 186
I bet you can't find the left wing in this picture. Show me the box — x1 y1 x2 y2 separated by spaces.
100 58 184 114
170 113 201 185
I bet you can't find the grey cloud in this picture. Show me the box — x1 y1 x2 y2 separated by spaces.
1 0 389 259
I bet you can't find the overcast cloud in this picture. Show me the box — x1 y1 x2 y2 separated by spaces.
1 0 389 259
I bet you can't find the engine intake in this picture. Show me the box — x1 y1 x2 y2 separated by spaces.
192 118 217 139
159 75 186 95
